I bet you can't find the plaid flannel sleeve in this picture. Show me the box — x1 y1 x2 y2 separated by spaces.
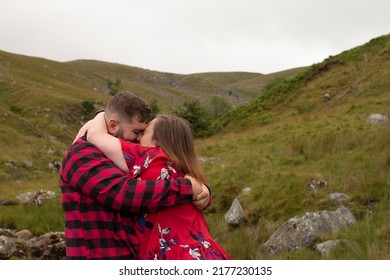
61 140 194 213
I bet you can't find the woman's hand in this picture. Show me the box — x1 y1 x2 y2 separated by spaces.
73 120 92 144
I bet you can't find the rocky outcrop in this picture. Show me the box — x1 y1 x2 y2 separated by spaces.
0 229 65 260
261 206 356 255
0 189 63 259
16 190 58 205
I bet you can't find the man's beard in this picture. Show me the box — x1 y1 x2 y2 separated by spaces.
113 126 124 139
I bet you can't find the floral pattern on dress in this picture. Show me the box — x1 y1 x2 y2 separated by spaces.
143 155 153 168
157 168 169 180
153 223 179 259
133 165 141 178
156 161 176 180
123 146 159 179
148 223 228 260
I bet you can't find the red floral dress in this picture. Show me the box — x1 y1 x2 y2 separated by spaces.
120 139 231 260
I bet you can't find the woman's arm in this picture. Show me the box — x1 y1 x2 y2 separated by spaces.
86 112 129 172
72 120 92 144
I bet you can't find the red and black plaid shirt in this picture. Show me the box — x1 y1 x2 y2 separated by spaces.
59 137 193 259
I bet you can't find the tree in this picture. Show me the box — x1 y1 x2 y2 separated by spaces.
107 79 121 96
150 100 160 118
208 96 232 119
81 100 95 117
174 100 211 138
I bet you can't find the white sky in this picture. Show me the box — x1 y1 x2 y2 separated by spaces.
1 0 389 74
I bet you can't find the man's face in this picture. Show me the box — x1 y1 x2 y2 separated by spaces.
114 118 148 142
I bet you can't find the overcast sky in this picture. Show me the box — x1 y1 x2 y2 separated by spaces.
1 0 389 74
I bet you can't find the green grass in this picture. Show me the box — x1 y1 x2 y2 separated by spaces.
198 108 390 259
0 34 389 259
0 172 63 235
0 198 64 235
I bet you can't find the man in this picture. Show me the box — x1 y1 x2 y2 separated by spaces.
60 92 210 259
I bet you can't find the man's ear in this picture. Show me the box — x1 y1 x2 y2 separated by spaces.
107 118 119 135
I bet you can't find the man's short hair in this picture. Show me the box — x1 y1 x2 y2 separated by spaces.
106 91 152 124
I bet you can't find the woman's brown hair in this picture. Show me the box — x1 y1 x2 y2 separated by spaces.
152 114 208 185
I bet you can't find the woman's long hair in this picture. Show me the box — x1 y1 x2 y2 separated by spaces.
153 114 208 185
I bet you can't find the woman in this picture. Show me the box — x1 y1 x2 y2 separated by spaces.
86 112 231 260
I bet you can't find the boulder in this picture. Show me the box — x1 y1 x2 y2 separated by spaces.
0 236 17 259
225 198 244 226
261 206 356 255
0 230 65 260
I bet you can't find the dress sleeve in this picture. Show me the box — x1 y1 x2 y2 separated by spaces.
60 139 193 213
119 138 146 176
119 138 161 179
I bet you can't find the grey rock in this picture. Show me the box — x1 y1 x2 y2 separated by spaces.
316 239 356 257
0 236 17 259
367 113 388 125
225 198 244 226
329 192 351 206
261 206 356 255
16 190 58 205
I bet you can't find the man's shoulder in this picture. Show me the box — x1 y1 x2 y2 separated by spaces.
65 137 102 158
60 137 109 177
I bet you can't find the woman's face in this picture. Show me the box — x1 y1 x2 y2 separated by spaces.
140 118 157 147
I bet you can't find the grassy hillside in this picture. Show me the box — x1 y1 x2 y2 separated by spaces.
198 34 390 259
0 33 389 259
0 49 298 176
192 67 306 100
213 35 390 132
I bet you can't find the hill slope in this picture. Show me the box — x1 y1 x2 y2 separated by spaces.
197 34 390 259
212 34 390 132
1 34 389 259
0 49 303 175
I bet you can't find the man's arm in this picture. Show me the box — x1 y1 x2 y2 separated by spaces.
60 139 194 213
